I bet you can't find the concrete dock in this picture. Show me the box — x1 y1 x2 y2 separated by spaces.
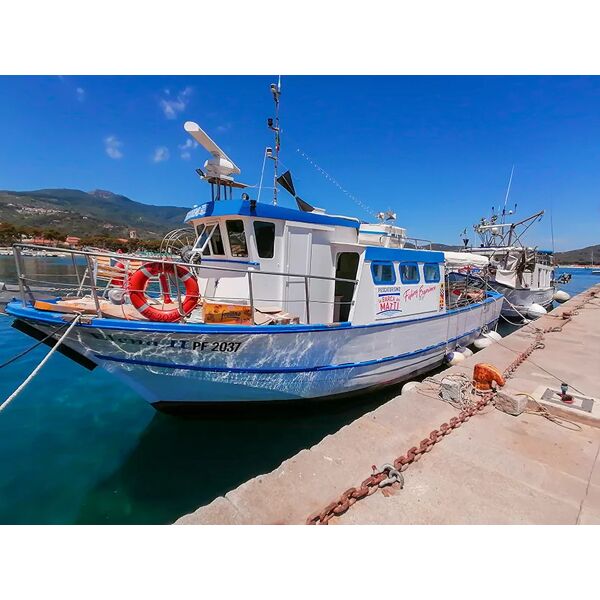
177 285 600 525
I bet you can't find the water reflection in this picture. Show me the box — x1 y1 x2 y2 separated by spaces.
75 388 404 524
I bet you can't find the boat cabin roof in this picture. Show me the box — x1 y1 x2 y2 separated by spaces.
184 199 361 230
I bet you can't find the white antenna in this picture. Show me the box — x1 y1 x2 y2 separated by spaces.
502 164 514 222
184 121 240 177
184 121 248 200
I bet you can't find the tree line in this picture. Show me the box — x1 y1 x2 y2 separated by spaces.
0 222 163 252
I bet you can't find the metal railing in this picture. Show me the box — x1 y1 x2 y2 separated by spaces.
404 237 433 250
12 243 358 325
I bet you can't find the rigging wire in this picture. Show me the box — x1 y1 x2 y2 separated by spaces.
256 146 269 203
295 146 378 220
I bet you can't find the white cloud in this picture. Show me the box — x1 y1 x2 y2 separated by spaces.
159 86 193 119
153 146 170 163
178 138 198 160
104 135 123 159
75 87 85 102
216 122 232 133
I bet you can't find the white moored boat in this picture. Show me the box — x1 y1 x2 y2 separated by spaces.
4 83 504 411
462 207 558 320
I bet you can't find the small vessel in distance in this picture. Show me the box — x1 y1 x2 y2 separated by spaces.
4 82 503 410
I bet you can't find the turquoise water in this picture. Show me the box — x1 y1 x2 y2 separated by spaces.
0 260 596 523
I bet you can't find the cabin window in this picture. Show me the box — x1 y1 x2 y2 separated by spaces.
226 220 248 257
194 223 214 255
253 221 275 258
209 223 225 255
423 263 440 283
400 262 420 284
371 261 396 285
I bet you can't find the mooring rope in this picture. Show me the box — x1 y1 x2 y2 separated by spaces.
0 321 71 370
0 314 82 414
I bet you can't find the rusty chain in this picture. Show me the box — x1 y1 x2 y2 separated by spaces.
306 391 493 524
306 287 599 525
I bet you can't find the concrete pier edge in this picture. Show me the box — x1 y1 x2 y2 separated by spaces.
176 284 600 525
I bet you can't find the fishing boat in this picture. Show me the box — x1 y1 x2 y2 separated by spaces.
461 206 561 320
3 82 503 410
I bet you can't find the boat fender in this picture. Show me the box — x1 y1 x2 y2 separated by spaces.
401 381 419 394
129 262 200 322
456 346 474 358
473 336 493 349
527 303 547 319
553 290 570 303
445 351 465 365
483 331 502 342
473 363 505 391
109 260 126 288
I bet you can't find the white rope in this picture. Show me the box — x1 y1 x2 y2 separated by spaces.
499 292 534 321
0 314 82 413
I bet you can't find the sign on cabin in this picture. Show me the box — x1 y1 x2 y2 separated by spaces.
375 282 440 319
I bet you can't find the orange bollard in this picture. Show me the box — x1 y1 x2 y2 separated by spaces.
473 363 505 391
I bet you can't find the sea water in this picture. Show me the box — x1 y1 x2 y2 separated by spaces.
0 259 595 523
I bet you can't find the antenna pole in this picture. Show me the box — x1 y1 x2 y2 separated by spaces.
269 77 282 206
502 165 515 223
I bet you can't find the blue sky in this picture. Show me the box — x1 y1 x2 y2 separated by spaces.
0 75 598 250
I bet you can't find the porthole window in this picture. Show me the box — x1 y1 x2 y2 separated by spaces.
399 262 420 284
423 263 440 283
371 261 396 285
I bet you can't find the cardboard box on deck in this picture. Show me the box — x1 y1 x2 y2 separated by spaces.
203 301 253 324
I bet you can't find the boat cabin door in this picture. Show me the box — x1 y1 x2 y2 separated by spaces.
284 226 312 322
334 252 359 322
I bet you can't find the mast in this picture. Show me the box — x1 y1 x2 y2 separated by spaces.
268 76 282 206
502 165 515 224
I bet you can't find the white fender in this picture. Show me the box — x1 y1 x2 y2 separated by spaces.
553 290 570 303
401 381 419 394
483 331 502 342
456 346 474 358
445 351 465 365
527 303 547 318
473 336 493 349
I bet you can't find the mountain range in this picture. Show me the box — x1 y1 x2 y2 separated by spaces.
0 188 596 262
0 188 189 238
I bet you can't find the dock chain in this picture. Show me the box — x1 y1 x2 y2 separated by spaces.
306 288 599 525
306 392 494 524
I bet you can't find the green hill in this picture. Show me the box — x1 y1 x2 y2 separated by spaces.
554 244 600 265
0 188 189 239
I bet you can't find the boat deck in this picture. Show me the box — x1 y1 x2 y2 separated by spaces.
176 284 600 524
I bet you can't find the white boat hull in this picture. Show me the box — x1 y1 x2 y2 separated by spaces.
7 295 503 407
489 282 554 319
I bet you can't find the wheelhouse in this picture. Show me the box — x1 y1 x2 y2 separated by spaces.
183 199 449 326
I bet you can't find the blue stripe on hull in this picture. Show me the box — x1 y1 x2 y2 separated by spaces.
93 321 495 375
4 292 502 335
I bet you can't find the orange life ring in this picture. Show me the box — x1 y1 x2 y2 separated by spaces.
129 262 200 322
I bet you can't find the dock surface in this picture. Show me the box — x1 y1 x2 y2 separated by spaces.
177 285 600 525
